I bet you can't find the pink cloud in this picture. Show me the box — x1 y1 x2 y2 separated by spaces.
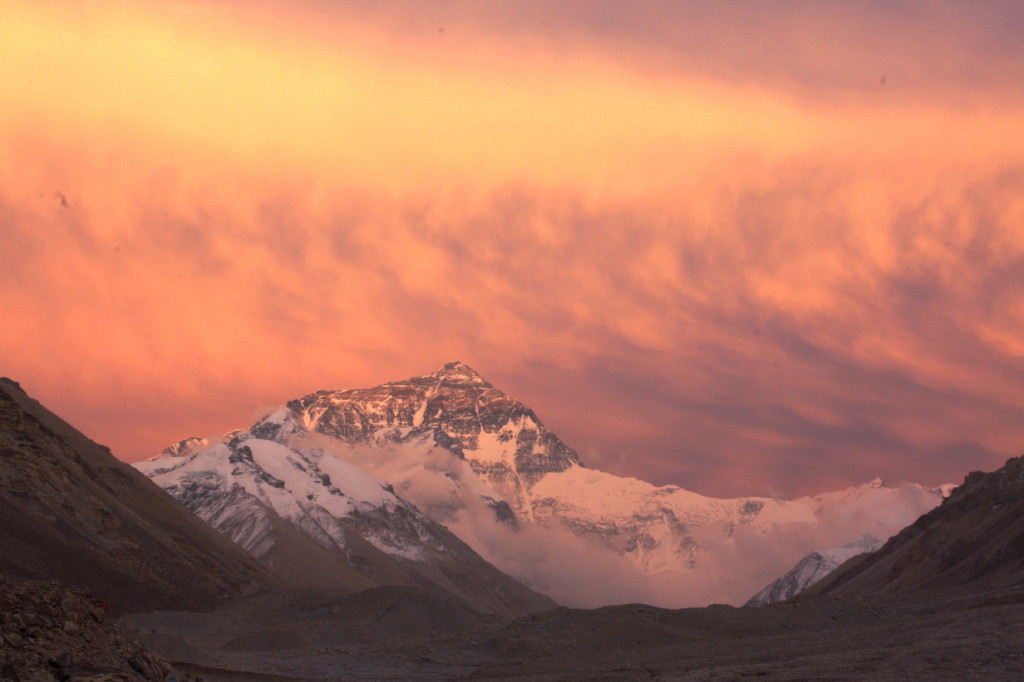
2 0 1023 501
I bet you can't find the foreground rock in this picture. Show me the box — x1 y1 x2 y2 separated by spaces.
0 574 168 682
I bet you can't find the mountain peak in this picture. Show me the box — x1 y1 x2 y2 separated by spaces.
430 361 492 387
155 436 208 460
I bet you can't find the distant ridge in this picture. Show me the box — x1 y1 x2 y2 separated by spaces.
746 534 881 606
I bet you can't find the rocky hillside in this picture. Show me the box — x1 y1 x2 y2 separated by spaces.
0 377 270 614
816 455 1024 597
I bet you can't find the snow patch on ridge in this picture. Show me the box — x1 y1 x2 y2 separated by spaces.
136 433 429 562
746 533 883 607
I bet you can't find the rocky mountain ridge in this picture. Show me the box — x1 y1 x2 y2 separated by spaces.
286 361 580 520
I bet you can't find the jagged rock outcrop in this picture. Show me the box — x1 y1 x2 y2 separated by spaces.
159 436 208 460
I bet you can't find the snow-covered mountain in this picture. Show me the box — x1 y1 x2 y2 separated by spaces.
135 409 554 618
745 533 883 607
140 362 951 607
284 363 790 569
283 361 578 520
281 363 949 576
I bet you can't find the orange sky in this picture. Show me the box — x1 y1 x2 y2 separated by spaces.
3 0 1024 497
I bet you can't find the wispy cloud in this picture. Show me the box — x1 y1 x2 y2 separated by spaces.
2 0 1023 497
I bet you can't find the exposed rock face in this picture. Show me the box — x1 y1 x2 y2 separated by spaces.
0 574 168 681
158 436 208 460
817 455 1024 597
135 409 555 619
287 361 581 518
746 534 882 607
0 377 269 615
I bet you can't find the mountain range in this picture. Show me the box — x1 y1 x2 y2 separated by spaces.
746 533 882 606
4 368 1024 679
138 362 951 607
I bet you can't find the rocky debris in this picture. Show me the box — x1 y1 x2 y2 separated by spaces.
0 574 169 681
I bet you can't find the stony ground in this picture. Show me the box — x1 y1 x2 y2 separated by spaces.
120 584 1024 681
0 575 169 682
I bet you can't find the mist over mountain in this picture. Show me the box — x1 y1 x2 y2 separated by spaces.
136 406 554 618
142 362 949 607
815 454 1024 598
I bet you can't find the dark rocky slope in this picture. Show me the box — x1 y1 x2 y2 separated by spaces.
0 377 270 615
127 581 1024 680
816 455 1024 597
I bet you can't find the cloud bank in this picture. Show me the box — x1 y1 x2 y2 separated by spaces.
323 439 943 607
2 0 1024 498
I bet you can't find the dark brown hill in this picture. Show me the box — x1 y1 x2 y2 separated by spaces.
0 377 270 614
815 455 1024 597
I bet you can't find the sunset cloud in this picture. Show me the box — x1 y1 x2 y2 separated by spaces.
2 0 1024 498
